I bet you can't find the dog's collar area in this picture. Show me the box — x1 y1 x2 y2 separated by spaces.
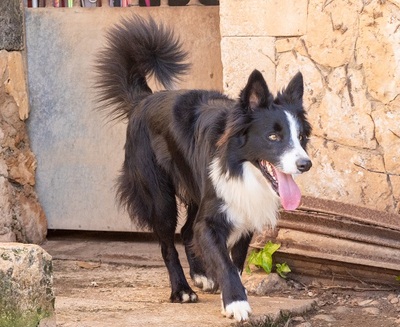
258 160 279 194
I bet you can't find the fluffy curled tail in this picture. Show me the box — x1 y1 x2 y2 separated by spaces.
95 14 190 120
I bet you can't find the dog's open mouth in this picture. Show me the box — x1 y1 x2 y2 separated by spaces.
259 160 279 193
258 160 301 211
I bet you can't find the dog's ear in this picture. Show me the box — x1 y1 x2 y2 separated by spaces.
282 72 304 103
240 70 272 110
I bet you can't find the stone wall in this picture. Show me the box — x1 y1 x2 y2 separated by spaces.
220 0 400 214
0 0 47 243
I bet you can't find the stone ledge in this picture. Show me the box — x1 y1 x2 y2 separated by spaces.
0 243 55 327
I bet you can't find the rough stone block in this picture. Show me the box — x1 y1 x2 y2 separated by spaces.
302 0 360 68
276 50 376 150
5 51 30 120
0 177 16 243
243 273 289 295
220 0 269 37
264 0 308 36
0 49 47 244
371 101 400 175
295 137 392 212
220 0 307 37
0 243 55 327
276 37 300 53
221 36 276 97
356 1 400 104
389 176 400 213
0 0 24 51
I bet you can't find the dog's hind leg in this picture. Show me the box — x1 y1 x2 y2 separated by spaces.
181 203 217 292
153 196 198 303
159 238 198 303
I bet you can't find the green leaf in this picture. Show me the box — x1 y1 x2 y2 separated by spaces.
245 241 284 275
260 250 273 273
248 250 262 267
276 262 291 279
246 250 262 274
396 275 400 282
263 241 281 256
247 250 256 264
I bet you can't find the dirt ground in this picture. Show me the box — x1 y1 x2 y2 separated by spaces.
43 232 400 327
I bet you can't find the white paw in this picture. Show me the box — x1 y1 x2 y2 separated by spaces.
193 274 215 291
223 301 251 322
181 291 198 303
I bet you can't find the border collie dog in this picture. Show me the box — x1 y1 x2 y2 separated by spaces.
96 15 312 321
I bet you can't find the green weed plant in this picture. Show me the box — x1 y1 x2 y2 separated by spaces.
246 241 291 278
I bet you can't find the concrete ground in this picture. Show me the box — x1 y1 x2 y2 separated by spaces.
42 231 400 327
42 232 315 326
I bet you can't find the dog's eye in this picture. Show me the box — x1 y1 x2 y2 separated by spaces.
268 133 280 141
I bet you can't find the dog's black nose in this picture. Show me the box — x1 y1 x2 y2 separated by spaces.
296 158 312 172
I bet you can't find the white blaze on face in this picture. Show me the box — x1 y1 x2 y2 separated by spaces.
280 111 310 174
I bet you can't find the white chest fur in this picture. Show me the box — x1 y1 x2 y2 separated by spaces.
209 158 280 248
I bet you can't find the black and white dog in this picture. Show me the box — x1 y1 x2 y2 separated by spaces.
96 15 312 321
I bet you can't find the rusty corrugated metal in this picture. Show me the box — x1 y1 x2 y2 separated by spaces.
252 196 400 287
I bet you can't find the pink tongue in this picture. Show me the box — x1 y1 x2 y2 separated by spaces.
275 170 301 210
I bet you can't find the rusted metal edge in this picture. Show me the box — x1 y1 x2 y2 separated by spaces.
271 229 400 269
270 228 400 286
278 210 400 250
298 196 400 231
251 197 400 286
274 252 400 287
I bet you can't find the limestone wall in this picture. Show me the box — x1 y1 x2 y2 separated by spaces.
220 0 400 214
0 0 47 243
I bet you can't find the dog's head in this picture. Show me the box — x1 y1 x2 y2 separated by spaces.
226 70 312 210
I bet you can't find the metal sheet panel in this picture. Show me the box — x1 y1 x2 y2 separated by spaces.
25 6 222 231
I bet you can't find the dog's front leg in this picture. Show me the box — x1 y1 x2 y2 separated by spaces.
193 211 251 321
230 233 253 273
